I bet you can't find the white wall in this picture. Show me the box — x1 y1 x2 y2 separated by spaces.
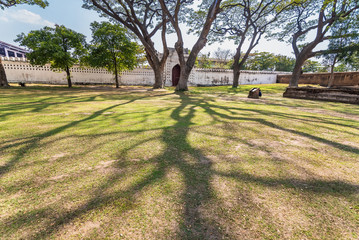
2 57 285 86
2 58 114 85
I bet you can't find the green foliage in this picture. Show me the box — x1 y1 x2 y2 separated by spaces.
192 0 294 45
275 55 296 72
333 63 348 72
87 21 139 74
274 0 359 58
321 15 359 72
345 52 359 71
195 53 213 69
15 25 87 71
244 52 277 71
0 0 48 9
302 60 322 72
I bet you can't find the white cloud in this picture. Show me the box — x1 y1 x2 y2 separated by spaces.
0 15 9 22
0 9 55 27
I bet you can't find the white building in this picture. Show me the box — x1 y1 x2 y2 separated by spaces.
0 41 28 59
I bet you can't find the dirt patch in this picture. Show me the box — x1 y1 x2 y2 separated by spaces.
89 160 123 174
49 174 69 181
50 153 67 162
95 160 117 169
199 155 212 165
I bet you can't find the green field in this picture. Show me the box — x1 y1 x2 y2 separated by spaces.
1 84 358 239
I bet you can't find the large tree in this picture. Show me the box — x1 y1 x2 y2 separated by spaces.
0 0 48 87
16 25 87 87
87 21 140 88
277 0 359 87
206 0 293 88
321 16 359 87
83 0 169 89
159 0 224 91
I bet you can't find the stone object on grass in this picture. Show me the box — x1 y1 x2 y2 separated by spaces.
248 88 262 99
283 86 359 104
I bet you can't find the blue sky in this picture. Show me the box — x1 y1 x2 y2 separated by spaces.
0 0 294 57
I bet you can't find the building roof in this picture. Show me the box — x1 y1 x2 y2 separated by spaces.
0 40 28 58
0 40 28 53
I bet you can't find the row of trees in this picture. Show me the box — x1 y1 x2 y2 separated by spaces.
196 49 359 74
2 22 140 88
1 0 359 90
15 23 140 88
232 51 359 73
83 0 359 90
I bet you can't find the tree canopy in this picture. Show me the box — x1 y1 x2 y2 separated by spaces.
275 0 359 87
83 0 170 89
203 0 294 87
0 0 48 9
87 21 140 88
16 25 87 87
159 0 224 90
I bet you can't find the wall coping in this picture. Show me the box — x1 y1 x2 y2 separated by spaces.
278 71 359 77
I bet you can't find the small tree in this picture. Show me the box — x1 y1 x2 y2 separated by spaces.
16 25 87 87
87 22 139 88
0 0 48 87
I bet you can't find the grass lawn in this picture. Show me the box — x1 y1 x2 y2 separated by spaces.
0 84 358 239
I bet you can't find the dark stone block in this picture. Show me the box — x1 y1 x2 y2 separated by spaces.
283 87 359 104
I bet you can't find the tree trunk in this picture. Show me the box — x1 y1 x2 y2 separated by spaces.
175 67 190 91
114 59 119 88
232 50 242 88
0 58 9 87
169 0 222 91
66 66 72 88
153 66 165 89
232 51 252 88
290 56 307 87
232 65 241 88
327 56 337 88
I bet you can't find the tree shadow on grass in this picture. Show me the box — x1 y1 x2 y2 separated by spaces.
0 92 173 178
3 92 224 239
2 92 359 239
199 101 359 155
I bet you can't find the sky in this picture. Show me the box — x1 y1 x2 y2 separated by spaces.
0 0 295 57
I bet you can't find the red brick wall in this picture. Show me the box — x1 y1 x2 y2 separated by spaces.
277 72 359 86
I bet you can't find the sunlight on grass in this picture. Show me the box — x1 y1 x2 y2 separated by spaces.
0 84 358 239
